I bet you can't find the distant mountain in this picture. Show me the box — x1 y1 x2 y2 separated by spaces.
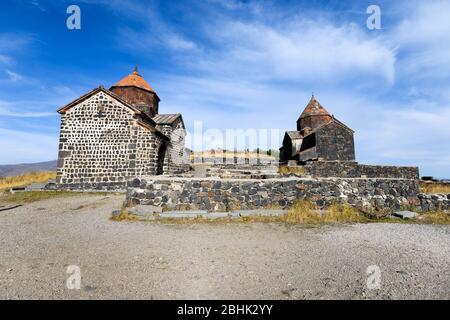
0 160 57 177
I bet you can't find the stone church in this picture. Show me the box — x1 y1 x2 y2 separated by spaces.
56 68 188 189
280 95 355 163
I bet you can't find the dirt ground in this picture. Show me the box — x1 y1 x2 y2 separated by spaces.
0 194 449 300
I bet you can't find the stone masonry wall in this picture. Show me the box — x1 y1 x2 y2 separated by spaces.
418 193 450 212
57 91 162 190
127 176 422 213
302 161 419 180
156 118 189 174
315 121 355 161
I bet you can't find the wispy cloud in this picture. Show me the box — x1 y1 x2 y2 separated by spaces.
29 0 47 12
206 0 262 13
193 19 396 84
87 0 198 52
6 70 23 82
0 54 11 65
393 1 450 80
0 127 57 164
0 101 57 118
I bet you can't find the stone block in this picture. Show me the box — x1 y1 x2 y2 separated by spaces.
393 211 418 219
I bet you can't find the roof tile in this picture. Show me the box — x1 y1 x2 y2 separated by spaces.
111 67 155 93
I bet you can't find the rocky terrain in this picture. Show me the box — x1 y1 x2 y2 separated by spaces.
0 194 449 299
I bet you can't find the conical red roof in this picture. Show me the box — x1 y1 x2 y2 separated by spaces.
300 95 331 118
297 95 333 131
112 67 155 93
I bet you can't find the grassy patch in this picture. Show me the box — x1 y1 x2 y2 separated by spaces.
419 181 450 194
285 199 321 224
279 166 306 176
0 171 56 190
285 200 367 224
322 203 368 223
0 191 84 204
416 211 450 224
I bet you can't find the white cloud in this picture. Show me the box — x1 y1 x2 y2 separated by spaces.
30 0 46 12
0 101 56 118
166 35 197 50
92 0 198 52
394 1 450 47
393 1 450 78
206 0 262 13
6 70 23 82
0 33 33 53
0 54 11 65
188 18 397 84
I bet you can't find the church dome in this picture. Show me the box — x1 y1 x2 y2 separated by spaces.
111 67 156 93
110 67 160 118
297 95 332 131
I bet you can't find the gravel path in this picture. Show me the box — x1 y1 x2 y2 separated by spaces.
0 194 449 299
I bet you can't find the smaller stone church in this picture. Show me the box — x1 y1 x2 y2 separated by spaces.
56 68 188 189
280 96 355 163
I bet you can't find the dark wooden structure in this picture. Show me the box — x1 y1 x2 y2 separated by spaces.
110 67 160 118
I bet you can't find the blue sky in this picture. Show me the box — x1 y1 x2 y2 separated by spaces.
0 0 449 178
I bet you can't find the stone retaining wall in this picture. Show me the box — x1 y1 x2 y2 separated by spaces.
418 193 450 212
302 161 419 180
127 176 425 213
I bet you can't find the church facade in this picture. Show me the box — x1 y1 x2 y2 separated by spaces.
56 68 188 189
280 96 355 163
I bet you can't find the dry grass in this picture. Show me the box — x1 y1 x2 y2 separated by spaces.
419 181 450 194
323 203 368 223
285 200 366 224
0 171 56 190
416 211 450 224
279 166 306 176
112 197 449 225
110 202 140 221
0 191 83 204
123 200 366 225
112 204 450 225
285 199 321 224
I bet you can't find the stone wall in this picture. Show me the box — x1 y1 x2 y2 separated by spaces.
418 193 450 212
126 176 420 213
156 117 188 174
56 91 165 190
315 122 355 161
299 121 355 162
301 161 419 180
